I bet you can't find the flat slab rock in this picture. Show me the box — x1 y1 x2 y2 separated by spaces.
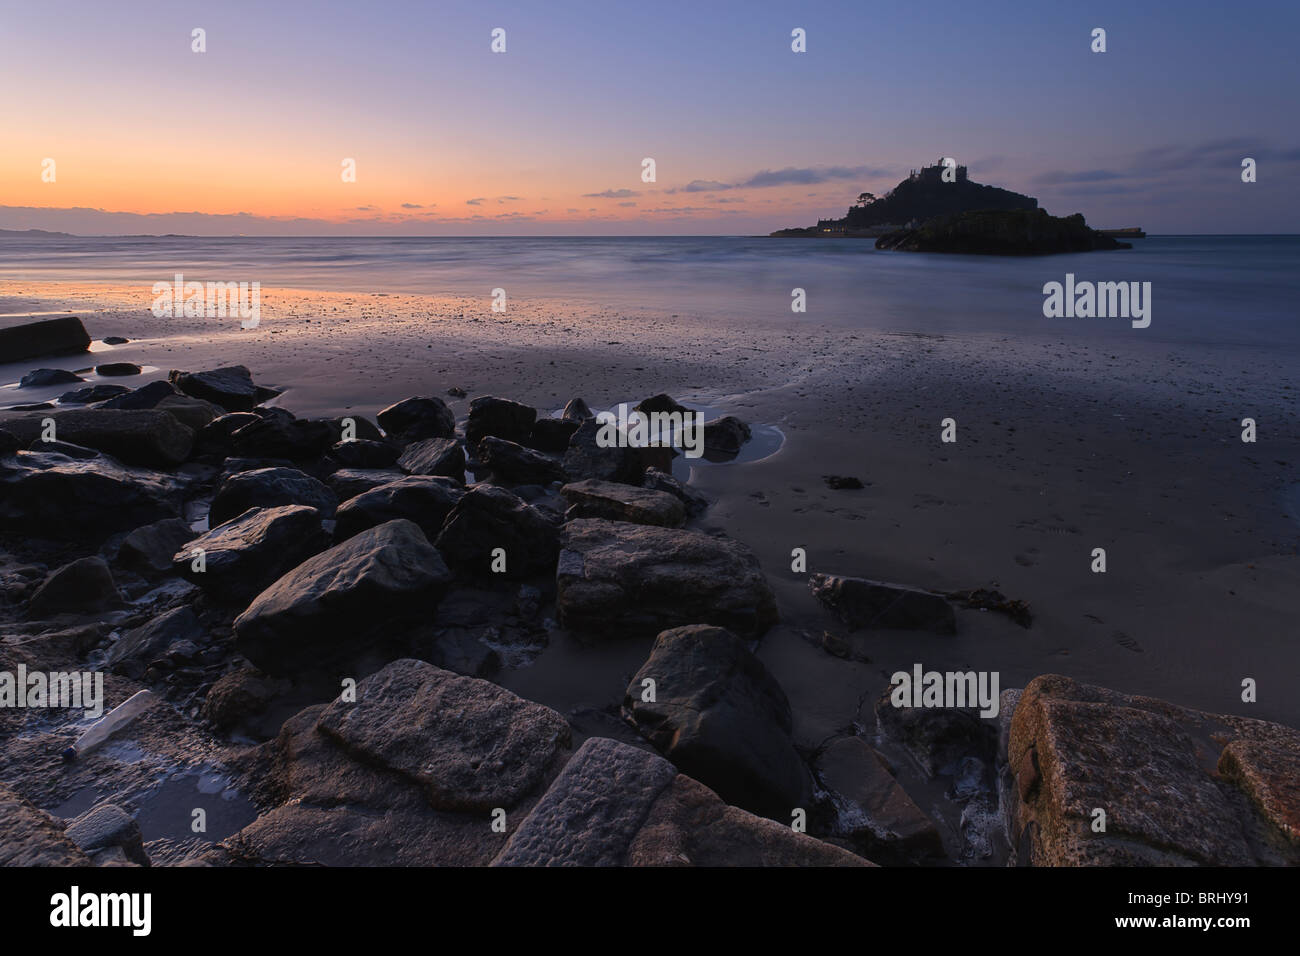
558 518 776 639
809 572 956 634
0 409 194 468
561 478 685 527
494 737 866 867
315 658 570 813
1006 674 1300 865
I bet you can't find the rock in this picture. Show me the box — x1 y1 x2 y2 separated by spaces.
326 468 404 501
0 316 91 363
809 573 956 634
561 397 594 422
107 607 203 674
58 384 131 404
528 417 580 454
396 437 465 481
0 429 18 456
194 412 261 456
823 474 865 490
335 476 464 542
446 385 467 398
26 439 98 459
624 624 810 819
0 409 194 468
27 556 122 618
176 505 330 603
494 737 864 867
325 415 384 442
815 736 943 860
465 395 536 447
98 379 178 410
1007 674 1300 865
635 393 689 415
478 436 565 485
316 658 570 812
876 208 1131 255
642 467 708 516
119 517 196 574
65 803 150 866
202 667 287 730
0 453 181 540
209 467 337 526
434 486 559 578
233 520 453 675
561 478 684 527
557 519 777 638
0 783 92 865
562 418 641 484
230 414 334 460
19 368 83 388
330 438 399 469
102 336 129 345
873 683 995 778
702 415 751 457
376 396 456 442
154 394 223 432
95 362 142 377
169 365 279 411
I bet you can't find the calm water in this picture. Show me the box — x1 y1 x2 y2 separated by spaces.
1 234 1296 347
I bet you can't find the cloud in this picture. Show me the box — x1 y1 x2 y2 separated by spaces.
681 179 732 193
737 165 892 188
354 205 378 211
401 202 424 209
466 198 484 205
617 201 636 207
583 188 637 198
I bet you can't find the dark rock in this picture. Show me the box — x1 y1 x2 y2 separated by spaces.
94 362 142 377
465 395 536 447
335 476 464 542
823 474 864 490
624 624 811 819
65 804 150 866
809 573 956 634
98 380 178 410
0 454 181 539
209 467 337 526
325 468 404 501
230 414 334 460
376 396 456 442
528 417 580 454
118 517 196 575
642 467 708 516
19 368 83 388
176 505 330 603
58 384 131 404
0 409 194 468
561 478 684 527
233 520 453 675
330 438 399 469
561 397 594 422
873 684 995 778
194 412 261 456
702 415 751 457
446 385 467 398
876 208 1131 255
102 336 129 345
27 556 121 618
153 395 223 432
557 519 777 638
324 415 383 442
396 437 465 481
562 418 641 484
315 658 570 812
635 393 689 415
478 436 565 485
169 365 279 411
26 439 98 459
202 667 287 730
107 607 203 673
434 485 560 578
0 316 91 363
0 429 16 456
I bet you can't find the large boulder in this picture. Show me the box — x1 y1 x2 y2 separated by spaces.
642 467 708 517
561 478 684 527
465 396 535 447
315 658 570 812
0 409 194 468
810 573 956 634
326 468 404 501
557 519 777 638
209 467 337 526
376 396 455 442
98 379 177 410
1006 674 1300 866
562 419 641 484
117 517 196 574
0 316 91 363
396 437 465 481
623 625 811 819
194 412 261 457
176 505 331 603
106 606 203 675
27 556 121 618
478 436 565 485
233 520 453 675
229 415 334 460
0 453 181 539
494 737 864 867
528 418 580 454
702 415 751 457
434 485 559 578
330 438 400 469
169 365 279 411
335 476 464 542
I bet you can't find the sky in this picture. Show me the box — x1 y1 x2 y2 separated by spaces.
1 0 1297 235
